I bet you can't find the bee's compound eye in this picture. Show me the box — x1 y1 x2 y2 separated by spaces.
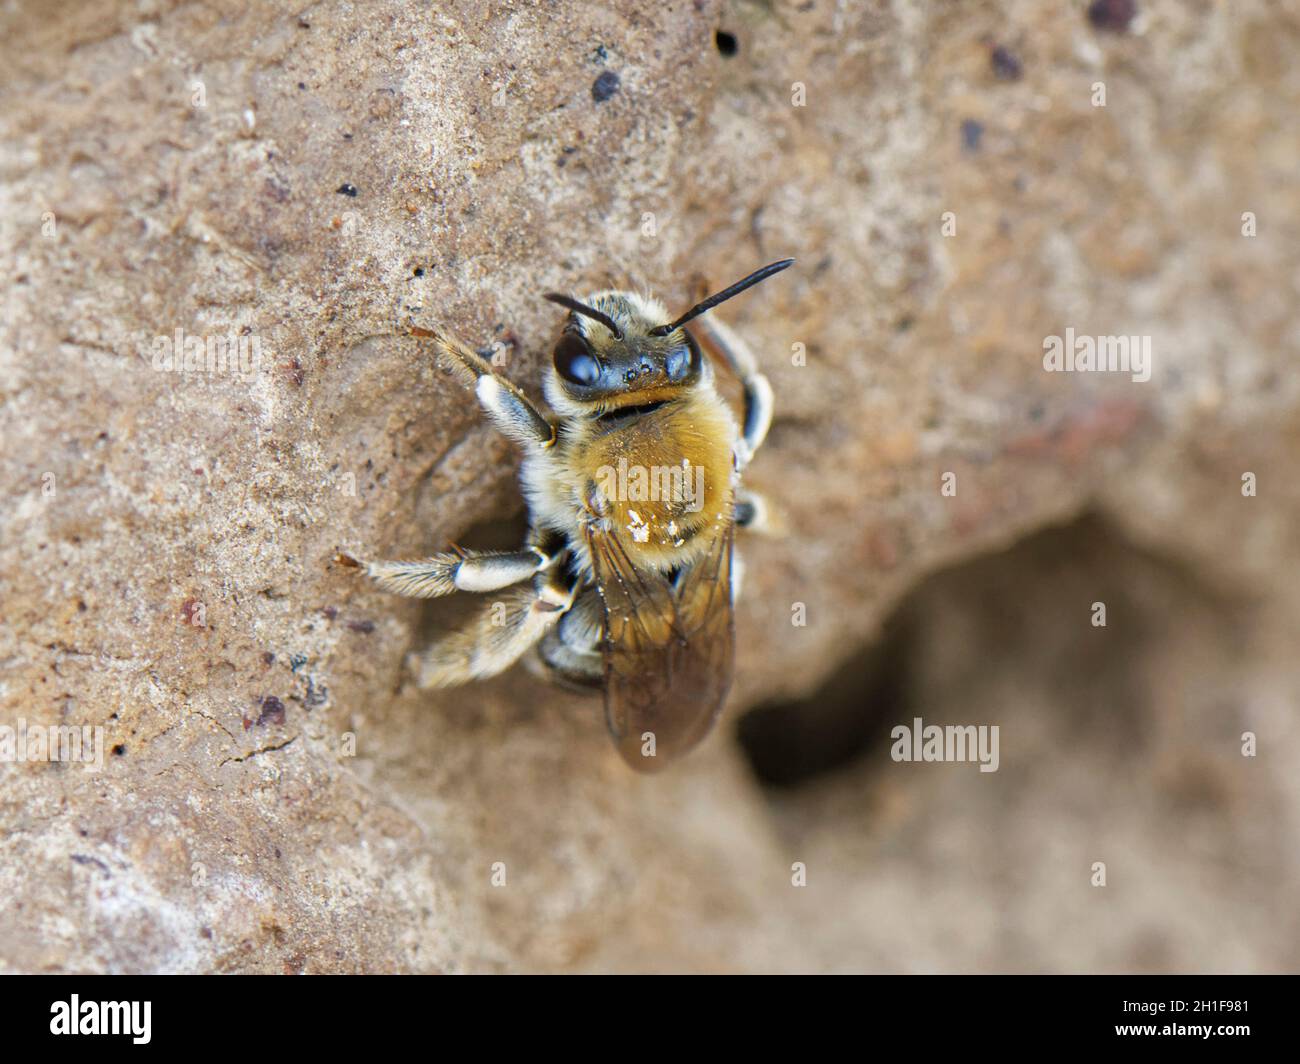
554 334 601 386
664 346 690 381
665 332 701 382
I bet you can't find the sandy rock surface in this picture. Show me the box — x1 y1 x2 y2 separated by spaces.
1 0 1297 972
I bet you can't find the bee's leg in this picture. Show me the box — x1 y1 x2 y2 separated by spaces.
412 326 557 450
537 587 604 687
733 488 770 533
367 545 555 599
733 490 773 604
691 313 773 470
408 565 577 689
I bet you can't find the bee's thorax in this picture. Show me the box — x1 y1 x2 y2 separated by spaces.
522 380 739 581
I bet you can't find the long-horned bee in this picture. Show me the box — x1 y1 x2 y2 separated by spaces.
367 259 794 771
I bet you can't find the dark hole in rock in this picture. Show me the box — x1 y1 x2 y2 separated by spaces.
736 512 1239 789
737 607 907 787
715 30 738 57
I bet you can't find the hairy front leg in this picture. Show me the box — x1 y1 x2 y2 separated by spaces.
412 325 556 450
691 313 774 471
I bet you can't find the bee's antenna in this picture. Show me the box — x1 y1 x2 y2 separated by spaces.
648 258 795 337
543 293 624 341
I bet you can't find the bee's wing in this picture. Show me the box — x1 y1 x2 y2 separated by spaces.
586 515 735 772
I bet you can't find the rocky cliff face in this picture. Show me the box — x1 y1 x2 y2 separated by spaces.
2 0 1297 972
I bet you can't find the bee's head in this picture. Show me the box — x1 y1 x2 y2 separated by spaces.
541 292 702 414
542 259 793 417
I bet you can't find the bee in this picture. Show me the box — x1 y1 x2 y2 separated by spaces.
366 259 794 771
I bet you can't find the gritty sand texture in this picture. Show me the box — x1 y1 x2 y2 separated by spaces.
1 1 1297 972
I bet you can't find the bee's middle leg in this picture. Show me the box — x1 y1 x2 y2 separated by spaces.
367 545 556 599
734 488 770 534
732 489 773 604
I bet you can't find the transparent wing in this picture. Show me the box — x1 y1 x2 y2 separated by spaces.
585 515 735 772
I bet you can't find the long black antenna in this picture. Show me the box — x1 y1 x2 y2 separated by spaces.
648 258 794 337
543 293 624 340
